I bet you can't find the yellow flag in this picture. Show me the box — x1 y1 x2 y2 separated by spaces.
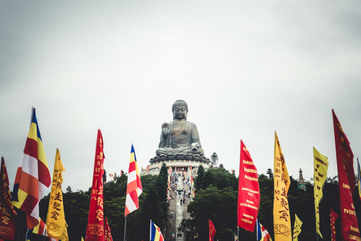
273 132 291 241
81 236 85 241
313 147 328 238
46 149 69 241
292 214 303 241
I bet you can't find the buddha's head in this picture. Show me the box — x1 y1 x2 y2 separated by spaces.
172 99 188 120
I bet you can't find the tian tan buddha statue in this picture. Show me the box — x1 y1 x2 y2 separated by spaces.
153 100 208 162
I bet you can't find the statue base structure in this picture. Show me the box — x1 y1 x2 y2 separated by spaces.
145 156 211 241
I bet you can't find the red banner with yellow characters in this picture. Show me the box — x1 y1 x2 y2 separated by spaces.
85 130 105 241
332 110 361 241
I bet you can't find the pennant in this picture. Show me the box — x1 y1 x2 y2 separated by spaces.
256 219 272 241
313 147 328 238
46 149 68 240
208 219 216 241
0 157 17 240
330 209 339 241
104 218 113 241
12 108 51 229
85 130 105 241
124 145 143 216
237 140 260 231
292 214 302 241
273 132 291 241
332 110 361 241
150 220 164 241
357 158 361 201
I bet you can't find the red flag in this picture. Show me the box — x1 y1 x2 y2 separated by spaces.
330 209 339 241
237 140 260 231
85 130 105 241
208 219 216 241
332 110 361 241
0 157 17 240
104 218 113 241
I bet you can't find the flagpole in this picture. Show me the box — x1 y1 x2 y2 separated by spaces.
123 216 127 241
237 226 239 241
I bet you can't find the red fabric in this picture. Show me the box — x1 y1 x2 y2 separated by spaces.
0 157 16 240
104 218 113 241
237 140 260 231
208 219 216 241
85 130 105 241
330 209 339 241
332 110 361 241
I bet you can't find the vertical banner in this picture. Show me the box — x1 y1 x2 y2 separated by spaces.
104 218 113 241
46 149 68 241
357 158 361 201
332 110 361 241
85 130 105 241
313 147 328 238
292 214 302 241
237 140 260 232
0 157 17 240
330 209 339 241
273 132 291 241
208 219 216 241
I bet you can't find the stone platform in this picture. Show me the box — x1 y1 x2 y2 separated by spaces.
144 160 210 241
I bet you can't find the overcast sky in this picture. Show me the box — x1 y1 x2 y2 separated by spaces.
1 1 360 191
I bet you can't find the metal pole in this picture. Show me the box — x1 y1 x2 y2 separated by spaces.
123 216 127 241
237 226 239 241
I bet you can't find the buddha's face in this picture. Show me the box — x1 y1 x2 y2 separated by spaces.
173 104 187 120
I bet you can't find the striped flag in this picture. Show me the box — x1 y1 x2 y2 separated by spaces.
31 218 57 241
124 145 142 216
150 220 164 241
256 219 272 241
12 108 51 229
33 218 47 236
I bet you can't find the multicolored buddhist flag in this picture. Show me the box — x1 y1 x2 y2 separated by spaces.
46 149 68 241
12 108 51 229
313 147 328 238
85 130 105 241
208 219 216 241
292 214 302 241
256 219 272 241
150 220 164 241
30 218 57 241
124 145 143 216
0 157 17 240
237 140 260 232
357 158 361 201
332 110 361 241
330 209 339 241
104 218 113 241
273 132 291 241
